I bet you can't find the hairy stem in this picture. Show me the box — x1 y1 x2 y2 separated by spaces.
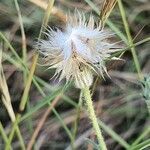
83 86 107 150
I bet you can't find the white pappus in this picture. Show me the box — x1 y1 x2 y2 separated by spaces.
37 11 121 89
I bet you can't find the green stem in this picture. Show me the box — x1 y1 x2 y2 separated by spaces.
5 114 25 150
117 0 143 81
15 126 25 150
0 122 10 149
83 86 107 150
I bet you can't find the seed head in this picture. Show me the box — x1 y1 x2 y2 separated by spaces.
37 11 120 88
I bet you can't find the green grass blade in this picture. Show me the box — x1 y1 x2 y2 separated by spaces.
0 122 9 146
98 120 130 149
131 126 150 147
20 88 62 122
52 108 74 149
13 0 27 84
129 139 150 150
117 0 143 80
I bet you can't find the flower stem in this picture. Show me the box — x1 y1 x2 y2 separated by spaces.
83 86 107 150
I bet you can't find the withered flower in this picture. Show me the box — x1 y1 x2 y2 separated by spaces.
37 11 120 88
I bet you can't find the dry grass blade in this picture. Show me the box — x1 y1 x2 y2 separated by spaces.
27 95 61 150
0 48 25 149
14 0 27 84
0 48 15 122
19 0 55 112
28 0 66 22
100 0 117 26
4 1 56 147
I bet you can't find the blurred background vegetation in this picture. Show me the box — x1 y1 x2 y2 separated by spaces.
0 0 150 149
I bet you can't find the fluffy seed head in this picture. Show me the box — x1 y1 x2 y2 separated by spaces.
37 11 120 88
